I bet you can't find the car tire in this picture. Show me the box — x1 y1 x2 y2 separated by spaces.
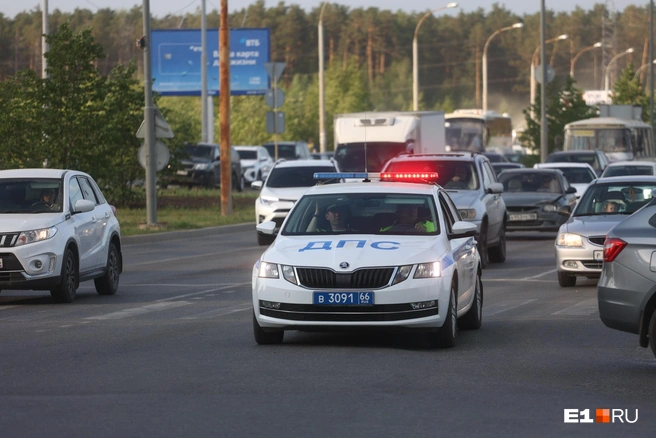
206 173 217 189
478 223 489 269
257 232 275 246
50 248 78 303
427 283 457 348
94 242 120 296
648 311 656 358
234 173 244 192
458 271 483 330
256 171 262 181
253 313 284 345
487 223 506 263
557 270 576 287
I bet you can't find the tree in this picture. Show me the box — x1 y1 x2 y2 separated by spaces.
611 63 649 122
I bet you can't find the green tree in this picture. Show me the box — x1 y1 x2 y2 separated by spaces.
611 63 649 122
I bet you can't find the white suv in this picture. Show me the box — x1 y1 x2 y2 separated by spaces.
252 159 338 245
0 169 122 303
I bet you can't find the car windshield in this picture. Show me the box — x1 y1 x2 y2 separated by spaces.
185 145 214 159
445 119 485 152
236 150 257 160
266 166 338 188
498 172 562 193
574 182 656 216
384 161 480 190
263 144 297 160
546 153 597 169
603 165 655 177
334 142 409 172
0 179 63 213
548 167 596 184
281 193 440 236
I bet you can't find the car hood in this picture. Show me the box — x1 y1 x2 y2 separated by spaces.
261 186 312 202
240 159 257 168
445 190 479 208
562 214 629 237
262 236 446 269
0 214 65 232
182 156 213 165
502 193 562 207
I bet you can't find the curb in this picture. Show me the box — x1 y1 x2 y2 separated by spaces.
122 222 255 245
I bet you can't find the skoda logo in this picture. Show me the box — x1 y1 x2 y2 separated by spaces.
339 262 350 269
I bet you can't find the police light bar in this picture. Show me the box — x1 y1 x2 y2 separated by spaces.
379 172 439 182
314 172 369 179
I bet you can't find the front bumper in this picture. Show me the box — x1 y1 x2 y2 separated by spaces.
0 241 65 290
506 211 565 232
555 242 604 277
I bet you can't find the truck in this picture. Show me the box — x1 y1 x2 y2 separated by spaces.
333 111 446 173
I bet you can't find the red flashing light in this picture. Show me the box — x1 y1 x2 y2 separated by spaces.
380 172 439 182
603 237 627 262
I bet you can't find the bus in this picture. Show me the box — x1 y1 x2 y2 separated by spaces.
563 117 655 161
445 109 513 153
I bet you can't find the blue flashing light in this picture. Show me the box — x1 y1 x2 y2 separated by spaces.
313 172 369 179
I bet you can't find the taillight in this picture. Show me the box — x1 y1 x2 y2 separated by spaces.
603 237 627 262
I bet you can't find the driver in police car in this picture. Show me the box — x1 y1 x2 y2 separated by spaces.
307 202 356 232
380 204 435 233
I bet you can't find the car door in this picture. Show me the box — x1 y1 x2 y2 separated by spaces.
78 176 107 270
68 177 97 273
481 160 504 242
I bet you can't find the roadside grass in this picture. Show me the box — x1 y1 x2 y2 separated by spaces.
117 188 257 236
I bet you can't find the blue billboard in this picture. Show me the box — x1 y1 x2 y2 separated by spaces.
151 28 270 96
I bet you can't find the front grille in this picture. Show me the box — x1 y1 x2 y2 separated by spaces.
260 302 438 322
296 267 395 289
581 261 603 269
0 233 19 248
506 207 539 213
588 236 606 246
0 253 24 270
0 272 26 282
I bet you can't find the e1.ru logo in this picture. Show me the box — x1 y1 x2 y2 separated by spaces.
564 409 638 423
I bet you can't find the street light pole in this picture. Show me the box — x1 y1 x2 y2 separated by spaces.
604 48 635 96
540 0 547 163
530 34 568 114
482 22 523 112
318 1 329 153
634 59 656 81
412 2 458 111
570 42 602 79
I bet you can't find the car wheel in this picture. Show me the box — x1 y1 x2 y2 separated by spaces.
234 173 244 192
557 270 576 287
487 223 506 263
257 232 275 246
256 170 262 181
206 173 217 189
253 313 284 345
478 223 489 269
458 271 483 330
50 248 78 303
427 283 457 348
649 311 656 358
94 242 120 296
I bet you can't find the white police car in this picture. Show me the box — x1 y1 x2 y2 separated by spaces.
252 172 483 348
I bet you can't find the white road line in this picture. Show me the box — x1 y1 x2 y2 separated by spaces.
522 268 558 280
552 298 599 316
179 304 252 320
155 284 246 302
0 305 20 311
484 278 556 283
126 247 257 267
484 299 537 317
84 301 192 321
81 283 244 289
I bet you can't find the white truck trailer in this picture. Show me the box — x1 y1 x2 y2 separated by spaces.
333 111 446 172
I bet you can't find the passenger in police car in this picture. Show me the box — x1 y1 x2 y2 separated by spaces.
380 204 435 233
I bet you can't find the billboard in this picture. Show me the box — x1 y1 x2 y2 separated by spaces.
151 28 270 96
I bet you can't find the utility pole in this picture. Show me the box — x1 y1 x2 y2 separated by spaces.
142 0 157 225
220 0 232 215
540 0 548 163
201 0 208 142
650 0 654 129
318 1 328 153
41 0 48 78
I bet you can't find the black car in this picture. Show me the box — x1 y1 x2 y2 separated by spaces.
482 152 509 163
545 150 611 176
498 168 578 232
164 143 244 190
491 162 524 176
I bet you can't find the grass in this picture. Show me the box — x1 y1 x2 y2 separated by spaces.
116 188 258 236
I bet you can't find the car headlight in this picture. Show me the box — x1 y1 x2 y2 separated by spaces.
258 261 279 278
15 226 58 247
282 265 297 284
556 233 583 247
392 265 412 285
414 261 441 278
260 196 279 205
458 209 477 220
543 204 558 212
193 163 211 170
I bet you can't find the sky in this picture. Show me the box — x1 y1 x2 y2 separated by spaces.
1 0 641 20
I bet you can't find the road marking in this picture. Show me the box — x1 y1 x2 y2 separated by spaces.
84 301 191 320
155 284 247 302
552 298 599 316
523 268 558 280
0 305 20 311
126 248 257 267
485 278 556 283
180 304 252 320
484 299 537 317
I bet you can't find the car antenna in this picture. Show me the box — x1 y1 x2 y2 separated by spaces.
363 111 371 182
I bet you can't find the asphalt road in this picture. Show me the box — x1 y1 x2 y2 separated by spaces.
1 225 655 437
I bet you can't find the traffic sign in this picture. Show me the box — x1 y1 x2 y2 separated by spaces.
264 62 286 83
266 111 285 134
138 140 171 171
265 88 285 109
535 64 555 84
136 107 174 139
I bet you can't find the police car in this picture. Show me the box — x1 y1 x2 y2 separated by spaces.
252 172 483 348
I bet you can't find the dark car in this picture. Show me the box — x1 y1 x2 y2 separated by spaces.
498 168 577 232
262 141 311 161
482 152 509 163
545 150 611 176
164 143 244 190
491 162 524 176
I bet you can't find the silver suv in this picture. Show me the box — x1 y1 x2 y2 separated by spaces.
382 152 507 267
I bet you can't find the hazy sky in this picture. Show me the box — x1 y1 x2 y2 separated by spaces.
2 0 640 20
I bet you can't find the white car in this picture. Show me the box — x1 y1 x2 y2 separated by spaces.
600 160 656 178
252 159 338 246
534 162 597 199
252 172 482 348
233 145 274 183
0 169 122 303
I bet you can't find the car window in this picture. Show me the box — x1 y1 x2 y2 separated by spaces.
384 160 480 190
78 177 99 204
263 144 298 160
237 149 257 160
556 167 596 184
438 193 456 233
69 177 84 208
483 162 497 184
265 166 337 188
574 182 656 216
499 172 561 193
603 166 655 177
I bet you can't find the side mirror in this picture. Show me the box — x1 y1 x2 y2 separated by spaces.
73 199 95 214
256 221 277 235
488 182 504 194
450 221 478 239
251 181 263 190
558 205 572 216
566 186 577 194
